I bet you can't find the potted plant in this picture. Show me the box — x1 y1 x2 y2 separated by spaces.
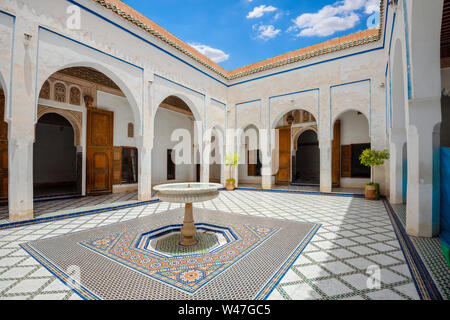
359 149 390 200
225 153 239 191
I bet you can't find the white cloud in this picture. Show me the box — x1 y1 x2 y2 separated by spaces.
189 43 230 63
247 5 277 19
253 24 281 41
289 0 379 37
365 0 380 14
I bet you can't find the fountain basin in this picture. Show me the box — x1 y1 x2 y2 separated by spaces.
153 183 223 246
153 183 223 204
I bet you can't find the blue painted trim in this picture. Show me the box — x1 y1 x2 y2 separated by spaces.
0 10 16 118
19 243 98 300
39 26 143 71
383 199 443 300
229 48 383 87
235 99 261 107
211 98 226 107
402 0 413 99
66 0 228 87
385 63 389 134
154 73 204 97
329 79 372 138
235 187 365 198
0 199 161 230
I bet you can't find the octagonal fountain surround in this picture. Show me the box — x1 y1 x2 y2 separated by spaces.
153 183 223 246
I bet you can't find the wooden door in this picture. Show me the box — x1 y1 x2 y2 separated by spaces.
332 120 341 187
0 91 7 199
86 108 114 195
276 127 291 184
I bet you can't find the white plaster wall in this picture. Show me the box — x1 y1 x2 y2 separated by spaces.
97 91 137 147
151 108 195 184
339 110 371 145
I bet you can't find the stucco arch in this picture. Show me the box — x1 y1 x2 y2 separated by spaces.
36 107 82 146
36 61 142 136
331 109 370 143
271 106 318 129
292 127 318 152
154 93 202 123
153 93 203 150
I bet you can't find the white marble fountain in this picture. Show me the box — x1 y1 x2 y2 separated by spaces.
153 183 223 246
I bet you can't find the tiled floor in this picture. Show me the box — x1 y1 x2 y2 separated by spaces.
0 191 139 223
391 204 449 299
0 190 420 300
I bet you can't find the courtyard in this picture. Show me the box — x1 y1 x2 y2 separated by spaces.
0 188 447 300
0 0 449 304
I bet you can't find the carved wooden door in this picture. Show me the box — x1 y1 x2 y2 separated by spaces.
86 108 114 195
276 126 291 184
332 120 341 187
0 91 8 199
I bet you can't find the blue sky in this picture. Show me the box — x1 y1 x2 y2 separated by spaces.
121 0 380 70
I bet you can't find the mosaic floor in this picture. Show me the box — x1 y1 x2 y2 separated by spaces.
391 204 449 299
21 208 318 299
0 190 422 300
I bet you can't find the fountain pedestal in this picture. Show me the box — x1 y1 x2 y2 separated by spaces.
180 203 197 246
153 183 223 246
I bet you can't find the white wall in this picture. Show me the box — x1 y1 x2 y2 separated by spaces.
339 110 371 145
152 108 196 184
97 91 137 148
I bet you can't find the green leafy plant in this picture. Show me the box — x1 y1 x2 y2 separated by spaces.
359 149 390 184
225 153 240 187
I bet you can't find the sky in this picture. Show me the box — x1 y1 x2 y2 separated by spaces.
121 0 381 71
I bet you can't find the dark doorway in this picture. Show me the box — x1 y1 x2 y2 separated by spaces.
294 130 320 184
167 149 175 180
33 113 79 196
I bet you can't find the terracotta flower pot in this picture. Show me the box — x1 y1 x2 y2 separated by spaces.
225 180 235 191
365 184 379 200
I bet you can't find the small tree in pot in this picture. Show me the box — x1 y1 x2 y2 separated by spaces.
359 149 390 200
225 153 239 191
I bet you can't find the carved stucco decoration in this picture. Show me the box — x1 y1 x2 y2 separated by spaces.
54 83 66 103
292 126 318 151
37 106 82 146
70 87 81 106
39 81 50 100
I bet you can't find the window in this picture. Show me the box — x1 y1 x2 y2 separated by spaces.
167 149 175 180
248 150 262 177
121 147 138 184
341 144 371 178
128 123 134 138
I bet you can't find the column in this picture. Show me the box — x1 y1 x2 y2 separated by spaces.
8 20 39 222
319 87 332 192
260 98 272 189
406 97 441 237
389 128 406 204
138 77 154 201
